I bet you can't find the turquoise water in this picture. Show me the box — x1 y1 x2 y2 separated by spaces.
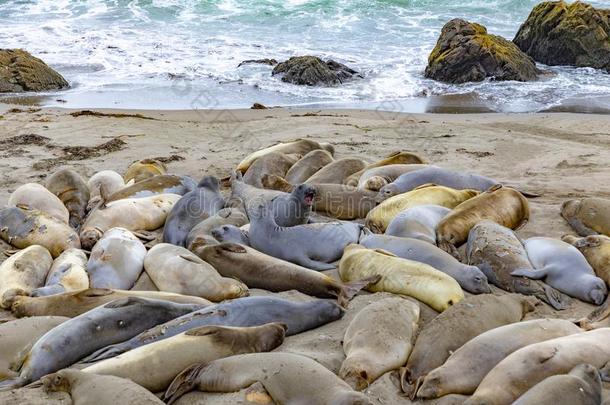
1 0 609 111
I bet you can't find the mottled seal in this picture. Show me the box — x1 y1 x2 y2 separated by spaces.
561 197 610 237
87 227 146 290
0 245 53 308
286 149 334 184
123 158 167 184
467 221 570 310
385 204 450 244
186 207 249 254
145 243 248 301
514 237 607 305
305 157 368 184
401 293 537 398
563 234 610 285
164 352 373 405
339 244 464 312
211 224 250 246
45 168 90 229
105 174 196 203
344 151 426 187
86 170 125 211
236 139 331 174
360 233 490 293
340 297 420 390
8 183 69 224
357 164 431 191
31 248 88 297
243 151 298 188
83 323 286 392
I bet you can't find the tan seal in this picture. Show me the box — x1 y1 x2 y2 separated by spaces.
561 197 610 237
285 149 334 184
0 245 53 308
186 207 249 255
31 248 88 297
86 170 125 211
104 174 194 203
236 139 332 174
124 158 167 184
243 151 299 188
305 157 368 184
357 163 431 191
344 151 426 186
45 168 90 229
8 183 69 224
563 234 610 285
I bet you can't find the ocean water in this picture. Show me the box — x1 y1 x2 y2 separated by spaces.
1 0 610 112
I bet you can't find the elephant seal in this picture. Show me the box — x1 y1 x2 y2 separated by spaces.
145 243 248 301
467 221 570 310
31 248 88 297
45 169 90 229
105 174 196 203
466 328 610 405
8 183 69 224
360 233 490 294
82 296 344 362
0 206 81 257
186 207 249 254
42 369 164 404
197 243 376 306
436 185 529 258
563 234 610 285
357 164 431 191
163 176 225 246
249 205 361 270
417 319 582 399
385 204 450 244
286 149 334 184
305 157 368 184
340 297 420 390
124 158 167 184
513 237 607 305
0 245 53 308
86 170 125 211
401 293 537 398
561 197 610 237
236 139 331 174
243 151 298 188
344 151 426 187
87 227 146 290
83 323 286 392
164 352 373 405
339 244 464 312
79 193 180 250
366 185 479 233
211 224 250 246
512 363 601 405
11 288 210 318
0 297 204 389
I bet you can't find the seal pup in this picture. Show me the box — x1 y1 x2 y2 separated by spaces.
344 151 426 187
514 237 607 305
385 204 450 244
164 352 373 405
563 234 610 285
357 164 431 191
186 207 249 254
87 227 146 290
8 183 69 224
286 149 334 184
243 151 298 188
45 169 90 229
31 248 88 297
467 221 570 310
104 174 196 203
561 197 610 237
82 323 286 392
340 297 420 390
124 158 167 184
211 224 250 246
236 139 331 174
305 157 368 184
144 243 248 301
0 245 53 308
86 170 125 211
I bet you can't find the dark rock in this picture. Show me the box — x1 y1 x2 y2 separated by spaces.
238 58 278 67
425 19 540 84
251 103 268 109
0 49 69 92
272 56 359 86
514 1 610 71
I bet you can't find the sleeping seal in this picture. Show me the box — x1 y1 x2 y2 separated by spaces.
186 207 249 253
31 248 89 297
561 197 610 237
86 170 125 211
305 157 368 184
285 149 334 184
357 164 431 191
104 174 195 203
8 183 69 224
344 151 426 187
243 151 298 188
236 139 332 174
0 245 53 308
45 169 90 229
562 234 610 286
385 204 450 244
123 158 167 184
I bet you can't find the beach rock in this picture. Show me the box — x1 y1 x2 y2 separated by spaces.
238 58 278 67
425 19 540 83
0 49 68 93
272 55 359 86
514 1 610 71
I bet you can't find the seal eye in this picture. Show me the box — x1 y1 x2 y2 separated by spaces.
118 320 125 328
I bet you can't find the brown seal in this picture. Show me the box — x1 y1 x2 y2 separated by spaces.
305 157 368 184
124 158 167 184
243 151 299 188
285 149 334 184
237 139 333 174
45 168 90 229
561 197 610 237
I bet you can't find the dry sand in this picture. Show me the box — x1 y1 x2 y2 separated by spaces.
0 105 609 403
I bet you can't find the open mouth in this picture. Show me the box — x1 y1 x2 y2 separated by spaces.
304 190 315 205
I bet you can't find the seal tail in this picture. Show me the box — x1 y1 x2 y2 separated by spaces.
0 377 26 391
338 275 381 308
164 362 209 405
399 367 423 399
80 342 129 363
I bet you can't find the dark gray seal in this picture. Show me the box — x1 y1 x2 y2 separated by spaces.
211 224 250 246
45 168 90 229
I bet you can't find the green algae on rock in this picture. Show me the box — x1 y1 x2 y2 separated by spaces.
0 49 69 93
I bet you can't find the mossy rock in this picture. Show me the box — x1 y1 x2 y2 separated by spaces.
514 1 610 71
425 19 540 84
272 55 360 86
0 49 69 93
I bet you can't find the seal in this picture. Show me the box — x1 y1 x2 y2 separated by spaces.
45 168 90 229
344 151 426 187
417 319 582 399
365 184 479 233
0 206 81 257
211 224 250 246
561 197 610 237
8 183 69 224
42 369 164 405
305 157 368 184
82 296 344 362
164 352 373 405
31 248 88 297
197 243 377 306
512 237 607 305
83 323 286 392
385 204 450 244
87 227 146 290
339 297 420 390
436 185 529 258
145 243 248 301
357 164 431 191
285 149 334 184
86 170 125 211
0 297 205 389
563 234 610 285
163 176 225 246
236 139 332 174
243 151 298 188
11 288 211 318
249 205 361 270
339 244 464 312
186 207 249 253
466 328 610 405
79 193 180 250
360 233 491 294
467 220 570 309
0 245 53 308
401 293 537 398
104 174 196 203
123 158 167 184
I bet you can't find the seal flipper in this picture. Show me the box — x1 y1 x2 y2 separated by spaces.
0 377 26 391
599 361 610 382
300 257 336 271
80 342 130 363
565 216 598 237
338 275 382 308
511 267 547 280
540 284 570 310
164 363 210 405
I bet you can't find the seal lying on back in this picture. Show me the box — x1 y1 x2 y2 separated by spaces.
243 151 298 188
305 157 368 184
124 158 167 184
561 197 610 237
31 248 88 297
45 169 90 229
0 245 53 308
385 204 450 244
285 149 334 184
467 221 570 310
81 296 344 362
86 170 125 211
563 234 610 285
344 151 426 187
104 174 195 203
164 352 373 405
236 139 332 174
514 237 607 305
8 183 69 224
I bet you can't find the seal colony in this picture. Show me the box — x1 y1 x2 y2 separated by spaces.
0 136 610 404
